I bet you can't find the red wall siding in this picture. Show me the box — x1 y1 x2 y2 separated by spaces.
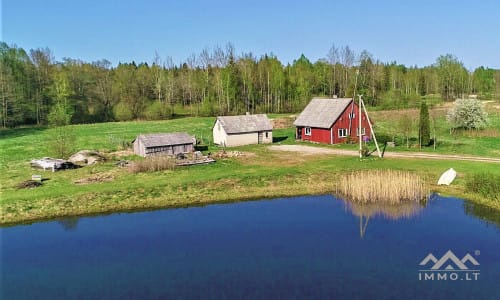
298 102 372 144
300 127 332 144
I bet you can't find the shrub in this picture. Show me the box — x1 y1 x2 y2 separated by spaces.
465 173 500 200
113 102 134 121
447 98 489 129
143 101 172 120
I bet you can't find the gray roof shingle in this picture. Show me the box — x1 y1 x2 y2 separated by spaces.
136 132 195 148
216 114 273 134
293 98 353 128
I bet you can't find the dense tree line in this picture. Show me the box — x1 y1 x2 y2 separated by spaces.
1 42 498 128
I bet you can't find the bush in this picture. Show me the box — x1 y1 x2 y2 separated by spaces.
465 173 500 200
447 98 489 129
143 101 172 120
113 102 134 121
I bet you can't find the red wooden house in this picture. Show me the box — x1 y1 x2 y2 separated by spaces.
294 98 371 144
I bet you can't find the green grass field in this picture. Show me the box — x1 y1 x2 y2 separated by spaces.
1 105 499 225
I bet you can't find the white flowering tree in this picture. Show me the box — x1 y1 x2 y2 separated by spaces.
446 98 488 130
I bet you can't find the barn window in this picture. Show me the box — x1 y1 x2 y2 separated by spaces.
338 128 348 137
305 127 311 136
349 112 355 119
356 128 366 136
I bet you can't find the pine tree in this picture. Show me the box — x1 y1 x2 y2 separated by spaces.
419 101 431 146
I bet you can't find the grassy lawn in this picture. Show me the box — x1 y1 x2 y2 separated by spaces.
1 107 499 225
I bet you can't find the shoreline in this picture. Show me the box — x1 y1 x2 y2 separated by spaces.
2 179 498 227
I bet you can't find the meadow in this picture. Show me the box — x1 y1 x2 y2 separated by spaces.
1 104 499 225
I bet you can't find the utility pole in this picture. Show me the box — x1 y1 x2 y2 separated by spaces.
358 94 362 158
358 95 382 158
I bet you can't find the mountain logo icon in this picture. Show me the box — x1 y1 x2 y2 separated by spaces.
419 250 480 270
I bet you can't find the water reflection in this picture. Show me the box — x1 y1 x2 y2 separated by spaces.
343 199 424 238
463 201 500 229
57 217 80 231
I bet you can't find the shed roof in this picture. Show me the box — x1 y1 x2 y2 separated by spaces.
135 132 194 148
293 98 354 128
216 114 273 134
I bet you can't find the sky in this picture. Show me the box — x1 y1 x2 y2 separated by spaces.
2 0 499 69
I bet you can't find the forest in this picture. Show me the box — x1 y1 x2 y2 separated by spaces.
1 41 499 128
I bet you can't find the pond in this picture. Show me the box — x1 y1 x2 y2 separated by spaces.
1 195 499 299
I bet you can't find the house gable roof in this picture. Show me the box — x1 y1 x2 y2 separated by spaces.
216 114 273 134
293 98 353 128
135 132 194 148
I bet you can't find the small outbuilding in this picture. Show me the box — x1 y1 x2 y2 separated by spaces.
133 132 195 157
294 98 371 144
213 114 273 147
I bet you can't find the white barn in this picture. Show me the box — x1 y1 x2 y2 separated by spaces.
213 114 273 147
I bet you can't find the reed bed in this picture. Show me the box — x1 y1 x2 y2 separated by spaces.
336 169 428 204
130 156 176 173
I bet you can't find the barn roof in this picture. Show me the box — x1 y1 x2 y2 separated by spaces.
293 98 354 128
135 132 195 148
216 114 273 134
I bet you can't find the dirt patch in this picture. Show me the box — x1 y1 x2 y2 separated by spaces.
74 173 115 185
16 180 42 189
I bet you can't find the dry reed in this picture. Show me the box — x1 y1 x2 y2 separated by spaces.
130 156 176 173
336 169 428 204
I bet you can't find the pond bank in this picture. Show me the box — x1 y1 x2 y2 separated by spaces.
2 168 499 226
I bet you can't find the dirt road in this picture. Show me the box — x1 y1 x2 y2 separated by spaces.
268 145 500 163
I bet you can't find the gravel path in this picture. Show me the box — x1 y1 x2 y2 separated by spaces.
268 145 500 163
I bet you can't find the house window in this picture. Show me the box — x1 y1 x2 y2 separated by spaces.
356 128 366 136
305 127 312 136
265 131 269 138
338 128 347 138
349 112 355 119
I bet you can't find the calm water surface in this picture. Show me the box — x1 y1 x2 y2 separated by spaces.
1 195 499 299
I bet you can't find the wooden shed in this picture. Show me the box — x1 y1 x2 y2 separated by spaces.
133 132 195 157
213 114 273 147
294 98 371 144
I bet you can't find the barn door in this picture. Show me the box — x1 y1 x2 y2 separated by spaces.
258 132 263 144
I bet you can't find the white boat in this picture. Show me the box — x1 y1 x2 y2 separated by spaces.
437 168 457 185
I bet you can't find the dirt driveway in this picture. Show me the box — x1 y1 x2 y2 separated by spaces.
268 145 500 163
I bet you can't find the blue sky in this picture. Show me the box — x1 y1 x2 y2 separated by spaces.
2 0 499 69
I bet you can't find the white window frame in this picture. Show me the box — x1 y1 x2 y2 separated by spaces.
338 128 347 138
305 127 312 136
356 128 366 136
